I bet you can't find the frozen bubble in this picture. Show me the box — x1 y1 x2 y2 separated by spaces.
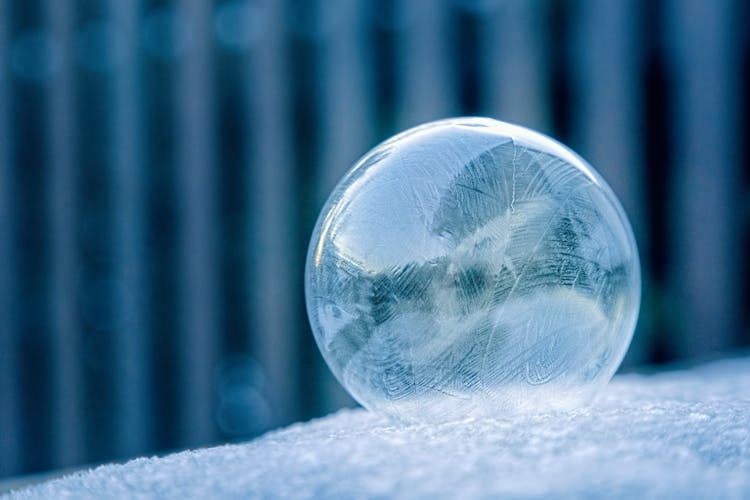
305 118 641 423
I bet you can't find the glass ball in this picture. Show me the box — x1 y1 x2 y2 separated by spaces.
305 117 641 423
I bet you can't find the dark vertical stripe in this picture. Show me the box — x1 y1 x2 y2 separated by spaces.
287 0 324 420
742 1 750 348
547 0 572 142
0 0 21 478
9 0 54 473
141 0 180 451
642 0 673 364
73 0 117 463
214 4 253 360
453 5 481 115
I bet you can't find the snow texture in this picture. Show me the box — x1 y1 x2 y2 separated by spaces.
10 354 750 499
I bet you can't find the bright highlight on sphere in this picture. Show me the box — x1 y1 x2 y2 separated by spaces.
306 117 641 423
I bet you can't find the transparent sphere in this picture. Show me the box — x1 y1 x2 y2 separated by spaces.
306 117 640 423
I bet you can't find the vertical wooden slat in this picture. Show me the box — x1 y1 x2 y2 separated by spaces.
73 0 123 462
10 1 55 473
215 57 251 363
666 0 741 358
140 1 181 452
744 4 750 347
286 3 323 420
482 0 550 132
570 0 649 365
316 2 373 200
453 4 481 115
212 1 256 436
395 0 455 129
111 0 151 457
248 0 299 426
0 0 20 478
47 0 83 467
176 0 218 446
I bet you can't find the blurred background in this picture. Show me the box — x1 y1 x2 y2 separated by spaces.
0 0 748 480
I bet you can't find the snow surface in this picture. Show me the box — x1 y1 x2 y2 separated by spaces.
9 355 750 499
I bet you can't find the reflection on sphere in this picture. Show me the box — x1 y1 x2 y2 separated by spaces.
306 118 640 423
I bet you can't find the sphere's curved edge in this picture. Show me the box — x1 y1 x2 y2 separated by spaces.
304 116 643 421
304 189 375 413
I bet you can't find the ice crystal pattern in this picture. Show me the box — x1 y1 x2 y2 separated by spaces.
306 118 641 423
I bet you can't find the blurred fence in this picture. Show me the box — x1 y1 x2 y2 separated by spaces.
1 0 748 479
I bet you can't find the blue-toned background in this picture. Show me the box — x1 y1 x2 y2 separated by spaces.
0 0 748 478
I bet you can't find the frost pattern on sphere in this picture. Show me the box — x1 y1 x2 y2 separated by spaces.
306 118 641 423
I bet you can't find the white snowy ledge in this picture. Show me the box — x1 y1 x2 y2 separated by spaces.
11 355 750 499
